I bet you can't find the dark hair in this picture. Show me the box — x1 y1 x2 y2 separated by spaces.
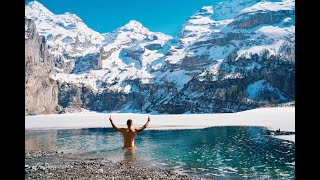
127 119 132 126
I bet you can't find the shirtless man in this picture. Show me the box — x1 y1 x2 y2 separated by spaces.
108 115 151 148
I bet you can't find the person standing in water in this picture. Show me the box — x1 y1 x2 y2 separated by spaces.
108 115 151 148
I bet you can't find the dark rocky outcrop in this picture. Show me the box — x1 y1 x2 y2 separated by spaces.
144 43 162 51
193 33 249 47
229 10 294 29
57 81 95 113
57 80 160 113
71 53 102 74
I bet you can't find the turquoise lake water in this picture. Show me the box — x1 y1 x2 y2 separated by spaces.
25 126 295 179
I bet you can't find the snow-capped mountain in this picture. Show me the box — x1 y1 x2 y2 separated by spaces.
25 1 172 92
25 0 295 115
153 0 295 113
25 1 104 73
55 20 173 93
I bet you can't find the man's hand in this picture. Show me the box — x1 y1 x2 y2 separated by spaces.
109 115 120 132
137 115 150 132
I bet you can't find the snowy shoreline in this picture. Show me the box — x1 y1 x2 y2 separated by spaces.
25 107 295 142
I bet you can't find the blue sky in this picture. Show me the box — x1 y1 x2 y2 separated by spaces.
25 0 222 36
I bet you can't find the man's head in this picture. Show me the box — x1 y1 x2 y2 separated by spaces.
127 119 133 127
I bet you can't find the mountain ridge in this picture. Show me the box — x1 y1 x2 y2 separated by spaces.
25 0 295 115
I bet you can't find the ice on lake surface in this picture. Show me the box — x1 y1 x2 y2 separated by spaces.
25 126 295 179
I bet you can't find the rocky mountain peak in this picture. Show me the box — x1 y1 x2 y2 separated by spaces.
211 0 261 20
26 1 50 11
62 12 83 22
196 6 214 16
177 5 215 45
122 20 145 30
25 1 54 18
113 20 153 38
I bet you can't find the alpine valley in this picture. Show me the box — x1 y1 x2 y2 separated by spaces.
25 0 295 115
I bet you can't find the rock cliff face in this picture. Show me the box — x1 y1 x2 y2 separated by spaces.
25 18 59 115
154 52 295 113
25 0 295 114
150 0 295 113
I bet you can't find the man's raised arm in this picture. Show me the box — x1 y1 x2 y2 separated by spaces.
136 115 151 132
109 115 120 131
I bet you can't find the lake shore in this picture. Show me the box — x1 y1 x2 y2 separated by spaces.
25 150 199 180
25 107 295 142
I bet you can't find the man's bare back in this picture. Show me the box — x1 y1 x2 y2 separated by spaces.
109 115 150 148
119 128 137 148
